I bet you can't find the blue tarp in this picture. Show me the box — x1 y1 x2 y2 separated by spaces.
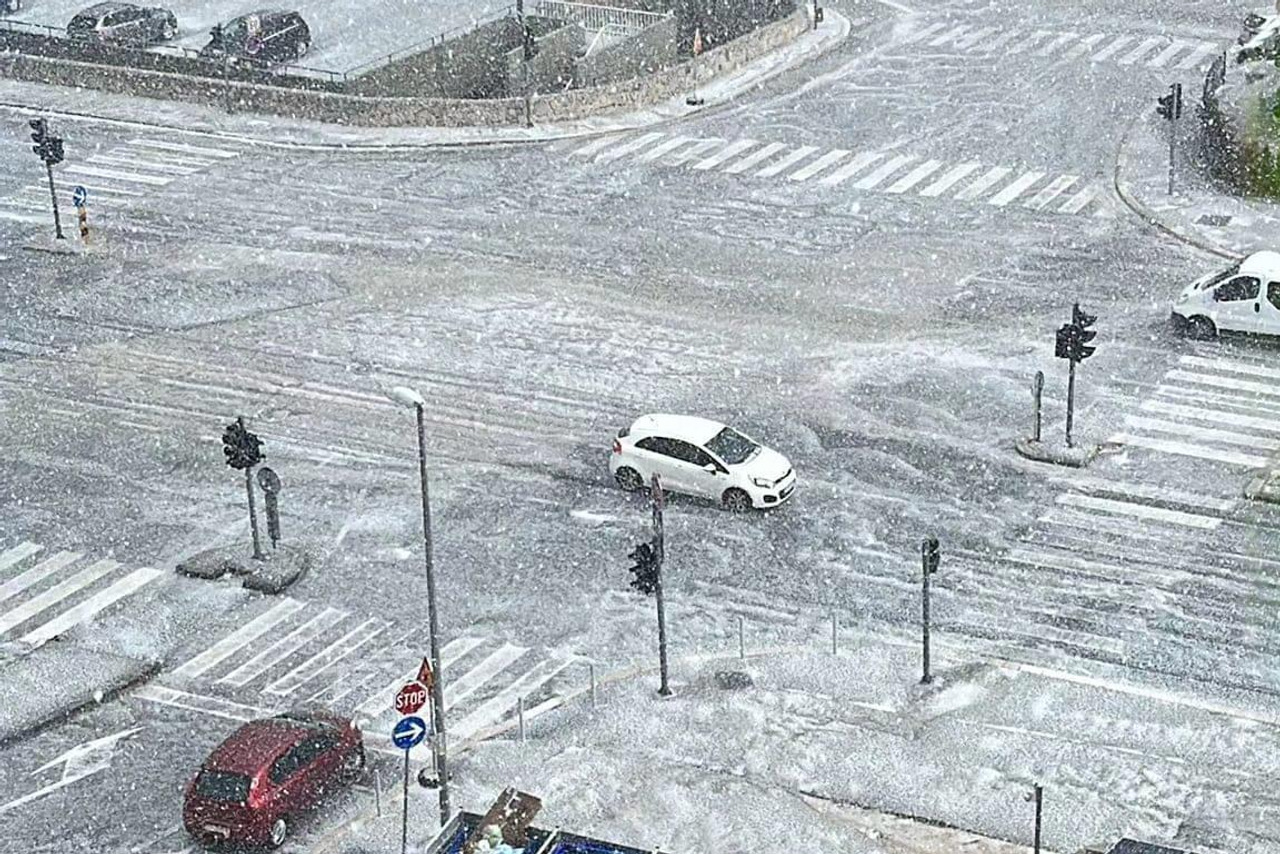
427 812 653 854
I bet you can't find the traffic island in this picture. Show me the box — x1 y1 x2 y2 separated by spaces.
176 543 313 594
1014 438 1100 468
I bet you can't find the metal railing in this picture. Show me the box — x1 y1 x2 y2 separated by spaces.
341 4 517 78
533 0 669 36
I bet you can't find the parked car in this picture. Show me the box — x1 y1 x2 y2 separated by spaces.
1240 9 1275 44
183 710 364 849
67 2 177 45
198 10 311 65
610 414 796 511
1171 250 1280 339
3 0 21 15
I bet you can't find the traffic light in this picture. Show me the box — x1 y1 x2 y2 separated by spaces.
627 541 659 595
222 417 265 470
922 536 939 575
1054 324 1076 359
1071 302 1097 361
29 117 47 159
1156 83 1182 121
45 137 64 166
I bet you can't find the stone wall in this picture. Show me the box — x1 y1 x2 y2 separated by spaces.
574 14 679 88
504 20 585 94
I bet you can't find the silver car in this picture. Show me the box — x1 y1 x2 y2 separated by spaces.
67 2 178 45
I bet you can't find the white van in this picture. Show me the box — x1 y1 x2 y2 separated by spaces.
1171 251 1280 339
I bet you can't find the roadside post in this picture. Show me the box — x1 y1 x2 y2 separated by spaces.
391 714 428 854
1031 370 1044 442
1156 82 1182 195
256 467 282 549
921 536 939 684
71 185 89 243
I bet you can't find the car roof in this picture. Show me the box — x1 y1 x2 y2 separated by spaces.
1240 250 1280 277
629 414 726 444
203 717 312 775
79 2 135 14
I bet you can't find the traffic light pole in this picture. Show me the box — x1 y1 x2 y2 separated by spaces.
44 160 64 240
1065 358 1077 449
1167 104 1176 196
245 466 265 560
651 475 671 697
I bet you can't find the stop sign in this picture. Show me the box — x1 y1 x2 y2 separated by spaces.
395 681 427 716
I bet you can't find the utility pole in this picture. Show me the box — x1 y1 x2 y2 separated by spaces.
1030 783 1043 854
921 536 939 684
516 0 534 127
652 474 671 696
1157 82 1182 195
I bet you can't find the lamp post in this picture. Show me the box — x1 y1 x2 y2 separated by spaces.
390 386 450 827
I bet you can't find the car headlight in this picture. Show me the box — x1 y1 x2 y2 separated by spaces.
751 477 773 488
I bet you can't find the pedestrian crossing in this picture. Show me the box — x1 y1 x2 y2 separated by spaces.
0 541 163 649
565 133 1113 218
898 21 1224 71
0 137 241 226
142 595 577 755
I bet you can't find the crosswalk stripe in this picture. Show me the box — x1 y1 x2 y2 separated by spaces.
853 154 916 190
450 657 573 742
1006 30 1053 54
170 598 305 679
1117 35 1166 65
0 559 120 637
692 139 757 171
1109 432 1269 468
954 165 1012 200
47 178 143 198
898 20 949 45
571 135 625 157
1179 354 1280 382
1125 415 1280 450
667 138 724 167
1024 175 1078 209
1052 475 1238 513
929 24 972 47
22 185 124 207
126 139 240 159
0 551 83 606
264 617 390 696
62 165 173 186
1007 545 1132 578
918 162 981 196
0 542 41 577
973 29 1021 54
755 145 819 178
1141 399 1280 435
1147 39 1194 68
1057 184 1099 214
117 147 221 168
885 159 945 194
352 635 485 721
21 567 162 647
0 209 49 224
218 606 349 688
134 684 272 722
953 25 999 49
87 154 203 176
1175 42 1220 70
1056 493 1221 530
445 643 528 710
1090 34 1135 62
987 170 1046 206
788 149 850 181
595 132 665 163
818 151 885 186
1166 369 1280 400
1062 33 1107 59
1156 384 1280 419
1035 33 1078 57
723 141 787 174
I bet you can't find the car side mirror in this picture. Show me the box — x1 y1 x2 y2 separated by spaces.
703 463 718 474
1211 288 1222 302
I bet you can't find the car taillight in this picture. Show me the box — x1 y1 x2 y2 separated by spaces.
612 439 621 454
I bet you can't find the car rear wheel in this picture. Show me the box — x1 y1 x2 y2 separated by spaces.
614 466 643 492
161 20 176 39
721 488 752 512
295 39 309 59
1187 316 1217 340
268 817 289 849
341 745 366 780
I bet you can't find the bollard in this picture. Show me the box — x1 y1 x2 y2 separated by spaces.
1031 371 1044 442
374 768 382 817
517 696 526 744
738 615 745 660
589 663 597 709
831 612 837 655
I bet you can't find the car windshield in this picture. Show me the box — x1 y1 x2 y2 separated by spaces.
194 770 251 803
705 428 759 465
1199 262 1241 290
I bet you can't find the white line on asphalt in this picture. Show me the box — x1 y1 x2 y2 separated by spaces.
0 542 41 577
449 657 573 742
755 145 819 178
1179 354 1280 382
1109 432 1269 468
885 159 944 193
1175 42 1221 70
570 135 625 157
134 684 274 722
1050 474 1238 513
1005 30 1053 54
1090 34 1136 62
1166 369 1280 400
47 178 144 197
1056 493 1221 529
987 170 1046 206
1062 33 1107 59
1141 399 1280 435
0 772 106 815
87 154 203 175
126 138 240 158
972 29 1021 54
595 132 665 163
351 636 485 721
954 165 1012 200
1147 39 1194 68
788 149 850 181
928 24 972 47
1125 415 1280 451
1057 183 1099 214
444 643 528 710
692 139 757 171
0 551 83 607
0 209 49 224
953 25 998 50
1156 383 1280 418
0 559 121 637
852 154 916 190
264 617 391 696
61 165 173 186
218 606 349 687
817 151 885 186
170 598 305 679
1034 32 1078 57
1117 35 1166 65
1024 175 1079 209
21 567 163 647
918 162 980 196
666 138 725 167
897 20 948 45
723 141 788 174
117 146 221 167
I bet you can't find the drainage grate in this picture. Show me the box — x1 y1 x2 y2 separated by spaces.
1196 213 1233 227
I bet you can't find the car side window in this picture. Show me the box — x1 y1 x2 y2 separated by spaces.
1269 281 1280 311
635 437 675 457
1216 276 1261 302
666 440 705 465
687 446 716 468
269 745 305 784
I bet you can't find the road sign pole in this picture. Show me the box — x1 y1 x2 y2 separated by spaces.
1031 370 1044 443
651 475 671 697
1065 358 1077 449
401 748 410 854
244 465 264 561
45 161 63 240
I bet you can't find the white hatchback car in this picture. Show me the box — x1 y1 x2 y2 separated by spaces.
610 414 796 511
1171 250 1280 339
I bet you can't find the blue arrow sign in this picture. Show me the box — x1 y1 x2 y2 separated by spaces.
391 715 427 750
71 186 87 208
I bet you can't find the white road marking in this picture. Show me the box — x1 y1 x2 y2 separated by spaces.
351 636 485 721
445 643 528 710
0 551 83 606
1024 174 1079 209
449 657 574 742
21 567 163 647
1125 415 1280 451
0 559 119 637
1175 42 1221 70
972 29 1021 54
1057 183 1099 214
170 598 305 679
87 154 202 175
126 139 240 158
929 24 973 47
723 141 787 174
666 138 725 167
134 683 274 721
953 25 999 49
1117 35 1165 65
692 139 757 171
1056 493 1221 530
61 165 173 186
852 154 916 190
1006 30 1053 54
1109 432 1269 468
1166 369 1280 400
918 162 981 196
633 135 696 162
218 606 349 687
987 170 1045 206
1034 33 1078 57
0 542 41 576
818 151 885 186
1147 39 1194 68
264 617 390 696
1141 399 1280 435
0 727 144 814
570 135 626 157
1052 475 1237 513
788 149 851 181
0 209 49 224
954 165 1012 200
885 159 944 193
1179 354 1280 382
1062 33 1107 58
898 21 949 44
1091 34 1136 62
595 132 665 163
755 145 819 178
1156 383 1280 417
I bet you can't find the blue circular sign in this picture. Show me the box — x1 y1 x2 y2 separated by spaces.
71 186 87 208
391 715 427 750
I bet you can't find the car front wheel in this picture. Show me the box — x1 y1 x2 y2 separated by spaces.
1186 316 1217 340
721 488 752 512
268 817 289 849
614 467 643 492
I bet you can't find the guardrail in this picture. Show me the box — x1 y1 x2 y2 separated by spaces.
532 0 668 35
341 4 517 78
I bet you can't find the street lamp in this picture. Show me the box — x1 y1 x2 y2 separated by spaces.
389 385 450 827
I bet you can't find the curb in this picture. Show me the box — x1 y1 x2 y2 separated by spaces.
1113 111 1246 262
0 657 161 748
1013 438 1099 468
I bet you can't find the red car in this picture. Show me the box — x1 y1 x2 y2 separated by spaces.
183 711 365 849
